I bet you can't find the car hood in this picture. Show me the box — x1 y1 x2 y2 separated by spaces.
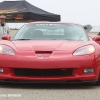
12 40 86 52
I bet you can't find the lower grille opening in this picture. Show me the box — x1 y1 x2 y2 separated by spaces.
14 68 73 77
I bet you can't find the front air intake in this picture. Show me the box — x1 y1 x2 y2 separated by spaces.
35 51 52 54
14 68 73 77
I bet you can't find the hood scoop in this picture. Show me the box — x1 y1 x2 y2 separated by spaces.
35 51 52 54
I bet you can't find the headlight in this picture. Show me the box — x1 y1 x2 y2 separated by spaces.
0 45 15 55
73 45 95 56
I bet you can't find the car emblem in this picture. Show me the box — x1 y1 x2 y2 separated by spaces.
37 54 50 59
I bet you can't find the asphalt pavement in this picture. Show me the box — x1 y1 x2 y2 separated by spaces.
0 82 100 100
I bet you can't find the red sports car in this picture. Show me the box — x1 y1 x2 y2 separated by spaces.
0 22 100 84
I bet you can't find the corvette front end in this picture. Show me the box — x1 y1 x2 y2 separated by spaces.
0 49 99 82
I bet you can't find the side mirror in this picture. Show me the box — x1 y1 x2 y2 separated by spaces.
93 36 100 44
1 35 11 41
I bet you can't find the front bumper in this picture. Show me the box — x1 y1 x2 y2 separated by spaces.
0 53 99 82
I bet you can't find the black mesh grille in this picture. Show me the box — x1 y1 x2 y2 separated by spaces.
14 68 73 77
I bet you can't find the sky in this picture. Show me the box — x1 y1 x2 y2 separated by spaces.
0 0 100 30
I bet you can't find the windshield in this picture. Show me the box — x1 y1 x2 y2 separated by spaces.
13 23 89 41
